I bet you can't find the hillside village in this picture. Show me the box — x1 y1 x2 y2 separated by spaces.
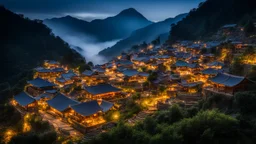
9 23 256 141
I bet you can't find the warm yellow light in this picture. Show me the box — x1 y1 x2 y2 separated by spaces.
6 130 12 136
112 112 120 120
23 122 31 132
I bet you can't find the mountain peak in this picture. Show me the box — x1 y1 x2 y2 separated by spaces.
118 8 144 17
63 15 76 19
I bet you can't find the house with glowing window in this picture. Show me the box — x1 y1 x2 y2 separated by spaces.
207 61 225 69
34 67 65 79
187 63 201 74
174 60 191 75
204 73 250 96
81 70 97 84
46 93 79 117
26 78 56 96
55 70 79 86
83 84 121 100
13 92 37 111
179 82 203 94
132 56 151 68
44 60 60 68
200 54 215 63
68 100 114 127
122 69 140 82
116 60 134 69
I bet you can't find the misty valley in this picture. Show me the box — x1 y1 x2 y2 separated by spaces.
1 0 256 143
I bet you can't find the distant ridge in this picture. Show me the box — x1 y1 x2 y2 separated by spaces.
99 13 188 58
44 8 153 42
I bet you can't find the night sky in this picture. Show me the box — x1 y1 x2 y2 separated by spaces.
1 0 204 22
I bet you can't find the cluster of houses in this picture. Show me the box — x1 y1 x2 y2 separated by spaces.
12 24 255 132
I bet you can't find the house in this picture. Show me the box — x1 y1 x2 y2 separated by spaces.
174 60 191 75
116 60 133 69
26 78 56 96
44 60 60 68
179 82 203 94
69 100 113 126
47 93 79 116
81 70 97 83
122 69 139 82
34 89 57 101
69 100 103 124
13 92 37 110
205 73 249 96
207 61 224 69
34 67 64 79
83 84 121 100
201 68 219 76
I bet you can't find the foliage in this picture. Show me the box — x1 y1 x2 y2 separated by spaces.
0 104 21 126
151 37 161 45
244 20 255 35
0 6 88 86
234 91 256 115
201 94 233 111
88 61 94 67
147 72 158 83
169 0 255 41
121 99 142 119
87 109 241 144
9 131 57 144
230 57 244 76
132 93 141 100
154 104 185 125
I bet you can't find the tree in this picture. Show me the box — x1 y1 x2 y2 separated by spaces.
155 104 184 124
244 20 255 34
234 91 256 115
159 85 167 96
132 93 141 100
230 57 244 76
151 37 160 45
88 61 94 67
147 72 158 82
243 46 255 56
201 48 207 54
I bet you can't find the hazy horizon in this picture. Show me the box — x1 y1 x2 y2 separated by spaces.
1 0 204 22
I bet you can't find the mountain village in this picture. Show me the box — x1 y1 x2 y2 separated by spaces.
10 23 256 140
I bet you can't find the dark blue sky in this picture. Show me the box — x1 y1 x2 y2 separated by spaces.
1 0 204 21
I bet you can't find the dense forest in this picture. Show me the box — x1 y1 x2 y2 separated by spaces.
1 6 88 89
169 0 256 41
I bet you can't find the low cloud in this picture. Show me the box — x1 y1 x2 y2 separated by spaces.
63 35 119 64
64 12 114 21
45 23 119 64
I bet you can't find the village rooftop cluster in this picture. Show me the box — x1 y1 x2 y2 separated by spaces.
11 24 256 138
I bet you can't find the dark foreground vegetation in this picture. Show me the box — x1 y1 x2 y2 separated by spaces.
87 91 256 144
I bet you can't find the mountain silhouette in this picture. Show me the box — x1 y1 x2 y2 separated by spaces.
44 8 153 42
99 13 187 58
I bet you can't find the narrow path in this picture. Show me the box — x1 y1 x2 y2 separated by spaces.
39 111 83 137
127 110 154 125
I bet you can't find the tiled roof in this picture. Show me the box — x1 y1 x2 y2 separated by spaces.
47 93 79 112
84 84 121 95
28 78 56 88
71 100 102 116
14 92 35 106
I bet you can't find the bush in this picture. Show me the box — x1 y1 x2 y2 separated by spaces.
86 110 240 144
155 104 185 124
234 91 256 115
